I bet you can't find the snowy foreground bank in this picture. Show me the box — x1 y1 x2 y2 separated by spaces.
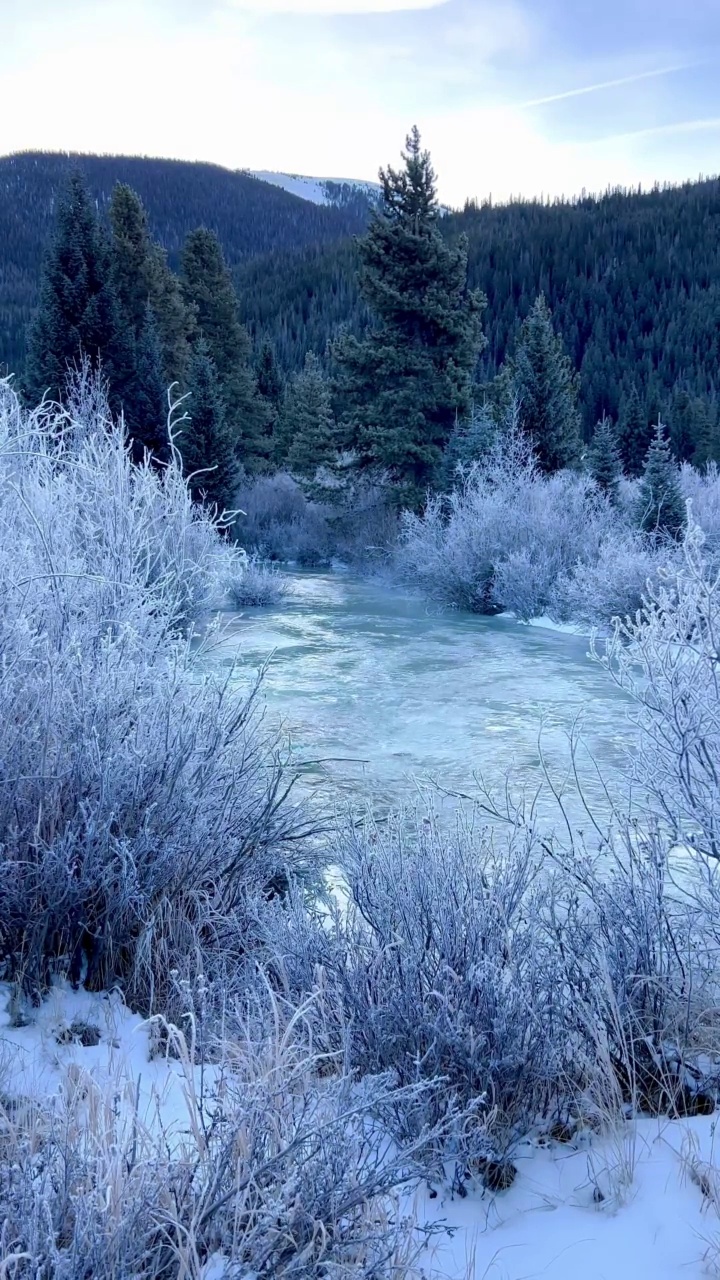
3 983 719 1280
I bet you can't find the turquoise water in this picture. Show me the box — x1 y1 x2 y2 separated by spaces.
211 571 633 823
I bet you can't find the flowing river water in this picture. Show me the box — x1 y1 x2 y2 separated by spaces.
212 570 634 825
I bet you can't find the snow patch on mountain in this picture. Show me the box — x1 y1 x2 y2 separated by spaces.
250 170 382 208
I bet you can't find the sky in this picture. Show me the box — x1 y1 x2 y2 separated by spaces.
1 0 719 207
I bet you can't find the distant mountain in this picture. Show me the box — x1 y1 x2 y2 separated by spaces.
0 151 369 377
250 171 382 210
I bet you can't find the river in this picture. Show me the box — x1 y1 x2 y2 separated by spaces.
211 570 634 825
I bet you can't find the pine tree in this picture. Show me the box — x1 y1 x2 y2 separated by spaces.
110 183 194 397
181 228 269 468
668 385 713 467
637 421 686 540
255 338 284 464
256 339 284 409
25 172 126 405
148 245 195 390
617 386 652 477
109 184 155 337
589 413 622 503
180 343 239 516
282 353 337 477
333 128 485 503
507 294 581 473
125 307 168 462
443 403 496 481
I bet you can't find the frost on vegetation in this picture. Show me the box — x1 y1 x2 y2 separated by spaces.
397 428 720 626
550 532 675 627
0 986 442 1280
0 374 314 1014
234 470 397 569
226 553 289 608
235 471 332 564
397 431 613 619
264 796 720 1171
604 521 720 864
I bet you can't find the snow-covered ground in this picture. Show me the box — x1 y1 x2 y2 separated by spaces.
3 982 718 1279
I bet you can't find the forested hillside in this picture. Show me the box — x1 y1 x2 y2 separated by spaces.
0 151 367 375
3 151 720 446
238 178 720 440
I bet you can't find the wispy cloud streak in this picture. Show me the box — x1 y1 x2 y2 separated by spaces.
516 61 703 110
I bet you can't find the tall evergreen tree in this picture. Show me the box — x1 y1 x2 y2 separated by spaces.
109 183 194 396
589 413 622 503
637 421 686 540
668 384 714 467
148 245 195 390
125 307 168 462
256 339 285 409
181 228 268 469
506 294 581 473
255 338 284 464
333 128 485 502
180 343 239 516
109 184 155 337
25 172 125 405
281 353 337 477
617 386 652 478
443 403 497 481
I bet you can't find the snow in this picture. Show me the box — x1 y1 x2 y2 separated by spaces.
0 981 220 1145
249 170 381 206
499 610 590 636
413 1120 720 1278
3 981 720 1279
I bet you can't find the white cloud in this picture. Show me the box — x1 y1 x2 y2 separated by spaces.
228 0 449 11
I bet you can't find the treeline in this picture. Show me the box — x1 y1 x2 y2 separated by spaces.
26 172 282 512
0 151 368 377
237 177 720 461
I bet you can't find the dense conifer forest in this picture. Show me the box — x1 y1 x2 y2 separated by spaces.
0 151 368 376
3 148 720 464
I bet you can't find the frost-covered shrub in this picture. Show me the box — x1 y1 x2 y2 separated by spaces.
397 436 613 618
226 553 289 607
235 471 397 568
0 992 438 1279
235 471 332 564
551 532 676 627
269 816 585 1150
0 379 309 1006
681 462 720 560
603 523 720 861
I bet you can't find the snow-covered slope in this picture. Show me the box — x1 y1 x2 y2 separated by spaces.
250 170 382 208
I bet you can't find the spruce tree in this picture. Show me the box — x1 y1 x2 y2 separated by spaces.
180 343 239 515
109 184 155 337
333 128 485 503
126 307 168 462
617 386 652 477
109 183 194 396
668 385 713 466
181 228 269 469
282 353 337 478
589 414 622 503
443 403 496 481
637 421 686 540
256 338 284 463
256 339 284 409
25 172 125 405
148 245 195 389
507 294 581 473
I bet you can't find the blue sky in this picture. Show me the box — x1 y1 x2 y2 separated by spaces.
1 0 719 205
